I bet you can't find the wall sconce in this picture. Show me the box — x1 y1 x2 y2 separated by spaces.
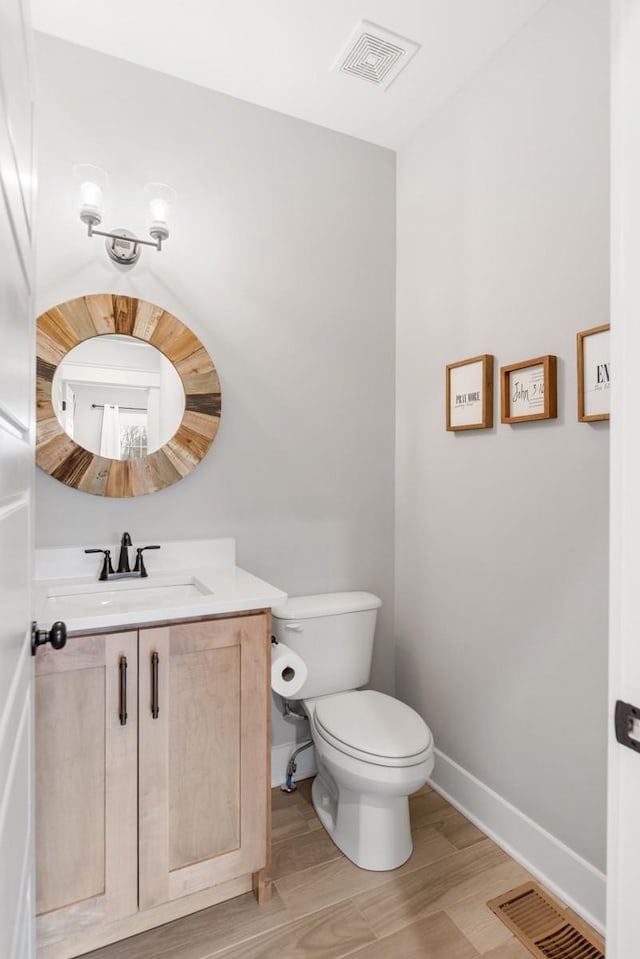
73 164 177 266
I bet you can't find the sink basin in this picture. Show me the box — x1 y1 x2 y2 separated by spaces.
43 575 213 616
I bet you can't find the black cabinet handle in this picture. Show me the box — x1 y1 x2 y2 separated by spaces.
119 656 128 726
151 651 159 719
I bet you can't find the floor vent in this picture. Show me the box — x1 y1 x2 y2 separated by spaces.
488 882 605 959
332 21 420 90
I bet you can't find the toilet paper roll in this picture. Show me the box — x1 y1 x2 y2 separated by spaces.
271 642 308 697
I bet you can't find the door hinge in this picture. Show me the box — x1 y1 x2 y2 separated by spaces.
615 700 640 752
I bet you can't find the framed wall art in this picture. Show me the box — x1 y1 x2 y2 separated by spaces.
577 324 610 422
446 355 494 431
500 355 557 424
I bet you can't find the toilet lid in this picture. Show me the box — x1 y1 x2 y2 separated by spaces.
314 690 432 762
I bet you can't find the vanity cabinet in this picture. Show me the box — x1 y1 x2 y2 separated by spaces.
138 618 269 909
35 631 138 944
35 612 271 959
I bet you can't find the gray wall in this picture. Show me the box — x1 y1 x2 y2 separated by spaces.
395 0 609 870
34 35 397 742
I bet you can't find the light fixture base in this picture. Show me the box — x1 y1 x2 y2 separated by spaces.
80 210 102 228
149 224 169 243
105 228 141 265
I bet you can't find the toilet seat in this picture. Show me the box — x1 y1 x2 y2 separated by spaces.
311 690 433 768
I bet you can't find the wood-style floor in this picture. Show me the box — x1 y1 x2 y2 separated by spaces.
84 781 546 959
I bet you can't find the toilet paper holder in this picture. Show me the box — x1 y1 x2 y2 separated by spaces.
271 637 308 697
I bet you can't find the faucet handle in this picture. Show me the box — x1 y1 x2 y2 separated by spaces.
85 548 114 581
133 545 161 578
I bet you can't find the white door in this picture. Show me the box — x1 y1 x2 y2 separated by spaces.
0 0 36 956
608 2 640 956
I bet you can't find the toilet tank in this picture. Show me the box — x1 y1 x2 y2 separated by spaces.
271 591 382 700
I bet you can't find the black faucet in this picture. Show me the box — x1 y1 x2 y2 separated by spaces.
85 536 161 581
117 532 132 573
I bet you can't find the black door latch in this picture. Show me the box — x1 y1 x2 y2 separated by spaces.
615 700 640 752
31 621 67 657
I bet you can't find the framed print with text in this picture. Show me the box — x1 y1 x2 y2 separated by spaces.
446 354 494 431
577 324 610 422
500 355 557 424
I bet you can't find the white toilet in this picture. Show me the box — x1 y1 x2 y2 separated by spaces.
271 591 434 871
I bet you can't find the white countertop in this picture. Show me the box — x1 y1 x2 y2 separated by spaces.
34 538 287 634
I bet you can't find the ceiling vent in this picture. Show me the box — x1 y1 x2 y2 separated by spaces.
333 20 420 90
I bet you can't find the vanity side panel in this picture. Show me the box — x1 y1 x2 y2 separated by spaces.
252 610 272 903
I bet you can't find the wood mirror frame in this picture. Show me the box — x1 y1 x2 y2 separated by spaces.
36 294 221 497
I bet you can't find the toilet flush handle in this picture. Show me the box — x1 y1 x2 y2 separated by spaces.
284 622 303 632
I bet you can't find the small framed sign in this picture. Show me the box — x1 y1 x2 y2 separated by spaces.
577 324 610 422
446 354 493 431
500 355 557 424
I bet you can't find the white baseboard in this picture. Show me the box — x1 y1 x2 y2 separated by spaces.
429 748 606 934
271 741 317 788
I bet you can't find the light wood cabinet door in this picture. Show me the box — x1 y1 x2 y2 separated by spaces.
138 614 269 910
35 631 138 952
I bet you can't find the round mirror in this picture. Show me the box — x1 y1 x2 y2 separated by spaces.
52 335 186 460
36 294 222 497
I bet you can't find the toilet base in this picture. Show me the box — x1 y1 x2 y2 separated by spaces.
311 771 413 871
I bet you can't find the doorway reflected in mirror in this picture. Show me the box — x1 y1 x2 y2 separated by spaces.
51 335 185 460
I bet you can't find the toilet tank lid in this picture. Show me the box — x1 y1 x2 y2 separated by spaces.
271 591 382 620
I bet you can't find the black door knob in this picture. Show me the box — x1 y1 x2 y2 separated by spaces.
31 621 68 657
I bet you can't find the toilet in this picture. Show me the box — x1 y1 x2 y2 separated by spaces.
271 591 434 871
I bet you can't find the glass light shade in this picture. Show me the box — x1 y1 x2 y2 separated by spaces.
144 182 176 241
73 164 108 226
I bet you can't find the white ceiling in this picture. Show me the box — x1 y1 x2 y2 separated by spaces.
31 0 549 149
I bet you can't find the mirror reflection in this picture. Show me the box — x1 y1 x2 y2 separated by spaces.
51 335 185 460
